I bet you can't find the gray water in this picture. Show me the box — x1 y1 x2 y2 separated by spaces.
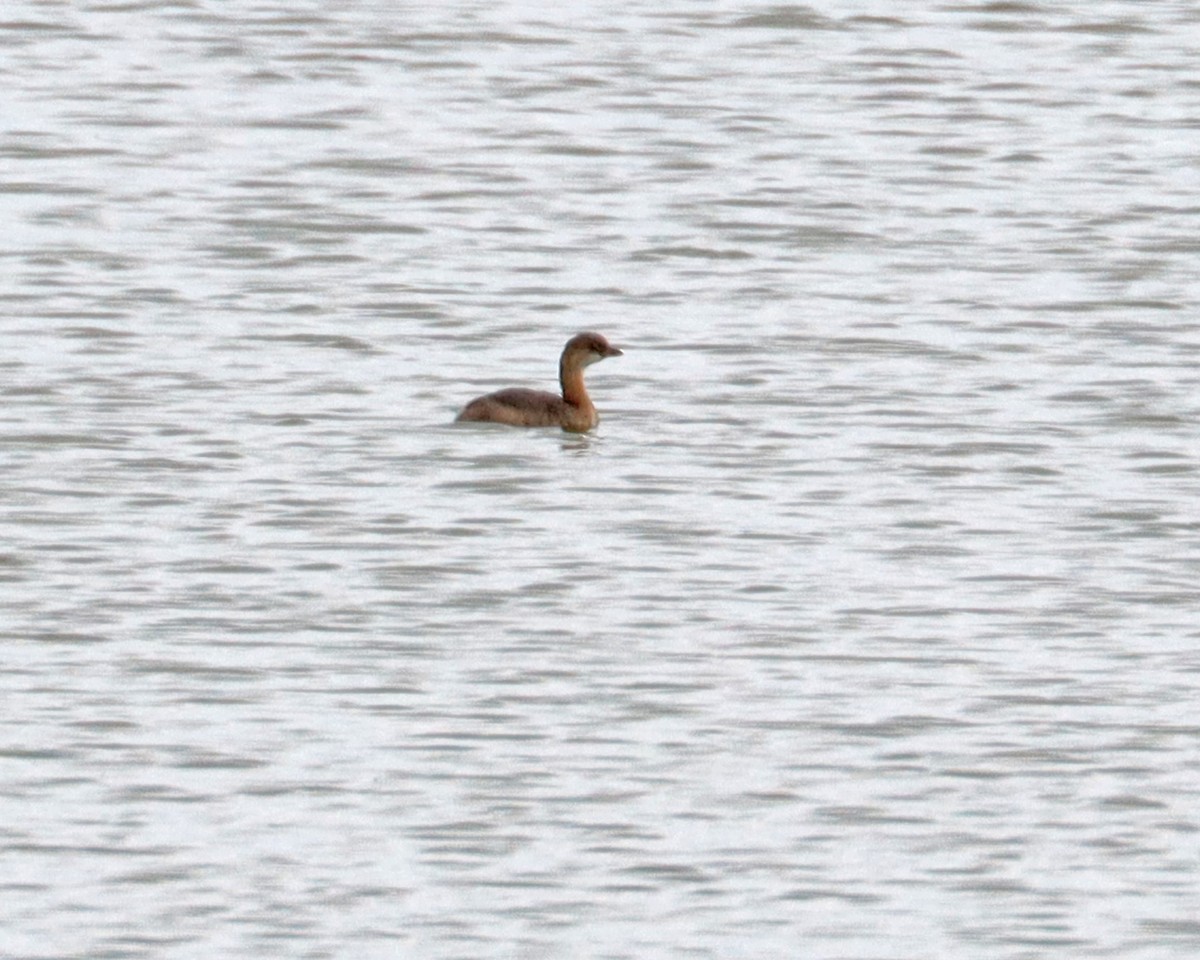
4 2 1200 958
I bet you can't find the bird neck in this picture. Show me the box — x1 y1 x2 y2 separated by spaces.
560 357 591 408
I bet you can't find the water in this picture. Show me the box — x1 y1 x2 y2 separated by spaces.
3 2 1200 957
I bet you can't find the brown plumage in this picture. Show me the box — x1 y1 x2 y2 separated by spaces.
456 332 623 432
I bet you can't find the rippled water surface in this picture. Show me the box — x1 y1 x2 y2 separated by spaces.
4 2 1200 957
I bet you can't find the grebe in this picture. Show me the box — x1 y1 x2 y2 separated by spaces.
456 332 623 432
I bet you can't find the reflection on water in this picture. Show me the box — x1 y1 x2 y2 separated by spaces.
3 1 1200 957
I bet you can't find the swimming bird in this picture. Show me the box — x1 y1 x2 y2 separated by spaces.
456 332 623 432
